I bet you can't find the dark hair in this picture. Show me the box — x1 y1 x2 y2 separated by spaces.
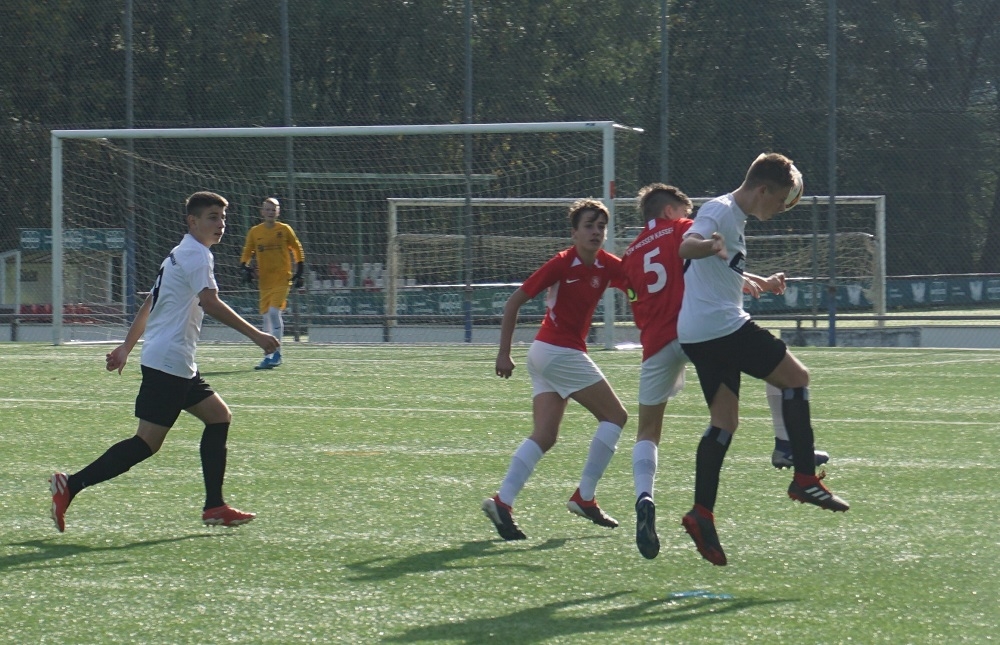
567 198 609 228
744 153 797 190
185 191 228 217
636 183 693 219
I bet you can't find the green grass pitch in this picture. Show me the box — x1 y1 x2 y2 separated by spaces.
1 342 997 643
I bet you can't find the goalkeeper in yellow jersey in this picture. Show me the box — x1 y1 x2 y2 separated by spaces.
240 197 305 370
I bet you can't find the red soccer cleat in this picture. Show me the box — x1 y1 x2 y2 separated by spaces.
49 472 71 533
202 504 257 527
682 506 727 566
567 488 619 528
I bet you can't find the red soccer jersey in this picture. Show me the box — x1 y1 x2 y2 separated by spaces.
520 247 623 352
620 217 693 360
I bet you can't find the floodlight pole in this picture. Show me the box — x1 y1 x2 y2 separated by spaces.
125 0 138 323
660 0 669 182
463 0 475 343
826 0 838 346
281 0 301 341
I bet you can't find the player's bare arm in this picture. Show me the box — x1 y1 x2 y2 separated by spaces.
745 271 786 295
742 276 764 299
495 288 531 378
679 232 728 261
199 288 280 354
106 294 153 374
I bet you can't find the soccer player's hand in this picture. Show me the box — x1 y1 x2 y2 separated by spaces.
742 278 763 299
255 332 280 355
241 264 255 285
495 354 515 379
761 272 786 295
106 345 130 374
709 232 728 260
292 274 304 290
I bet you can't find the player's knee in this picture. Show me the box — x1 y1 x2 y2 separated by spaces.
608 407 628 429
789 365 809 388
709 411 739 433
532 434 557 452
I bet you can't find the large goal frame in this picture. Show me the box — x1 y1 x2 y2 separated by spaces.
49 121 637 345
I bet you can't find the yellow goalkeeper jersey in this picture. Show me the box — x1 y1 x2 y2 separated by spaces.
240 222 305 287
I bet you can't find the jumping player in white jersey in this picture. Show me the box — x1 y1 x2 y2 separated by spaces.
482 198 628 541
677 153 849 566
620 183 829 560
49 191 280 532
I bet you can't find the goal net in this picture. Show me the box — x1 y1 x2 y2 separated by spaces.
48 122 641 344
389 195 885 347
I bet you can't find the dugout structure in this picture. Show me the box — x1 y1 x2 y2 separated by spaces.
49 121 642 345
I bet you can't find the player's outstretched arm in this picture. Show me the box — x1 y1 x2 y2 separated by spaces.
744 271 786 296
106 294 153 374
742 276 763 299
198 288 280 355
679 232 728 261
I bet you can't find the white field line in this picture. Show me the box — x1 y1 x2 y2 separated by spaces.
0 397 994 427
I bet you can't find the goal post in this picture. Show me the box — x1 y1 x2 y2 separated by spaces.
49 121 641 345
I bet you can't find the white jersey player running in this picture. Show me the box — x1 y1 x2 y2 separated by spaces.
49 191 279 533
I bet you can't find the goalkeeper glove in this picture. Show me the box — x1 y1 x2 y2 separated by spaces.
291 264 305 290
241 264 255 285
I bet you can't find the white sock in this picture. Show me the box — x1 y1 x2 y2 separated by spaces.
766 382 787 441
632 439 658 500
266 307 284 358
270 307 284 342
578 421 622 500
497 439 544 507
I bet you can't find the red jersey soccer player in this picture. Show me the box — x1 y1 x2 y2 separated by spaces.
619 184 695 559
483 199 628 541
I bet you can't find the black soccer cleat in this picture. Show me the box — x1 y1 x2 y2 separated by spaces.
482 495 527 541
566 488 619 528
635 495 660 560
771 439 831 470
681 507 727 566
788 473 850 512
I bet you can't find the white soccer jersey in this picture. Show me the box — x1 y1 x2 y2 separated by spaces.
677 193 752 343
140 233 218 378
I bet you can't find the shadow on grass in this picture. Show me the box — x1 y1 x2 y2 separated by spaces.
383 590 791 644
0 534 220 572
197 369 251 377
345 536 608 581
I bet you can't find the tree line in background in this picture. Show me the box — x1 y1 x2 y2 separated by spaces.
2 0 999 276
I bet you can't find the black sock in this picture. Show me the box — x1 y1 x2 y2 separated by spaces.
69 435 154 496
782 387 816 476
694 425 732 512
200 422 230 510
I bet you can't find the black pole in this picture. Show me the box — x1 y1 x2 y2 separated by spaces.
463 0 474 342
660 0 669 182
826 0 838 346
124 0 137 320
281 0 300 341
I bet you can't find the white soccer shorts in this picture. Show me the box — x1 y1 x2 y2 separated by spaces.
526 341 606 399
637 339 687 406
